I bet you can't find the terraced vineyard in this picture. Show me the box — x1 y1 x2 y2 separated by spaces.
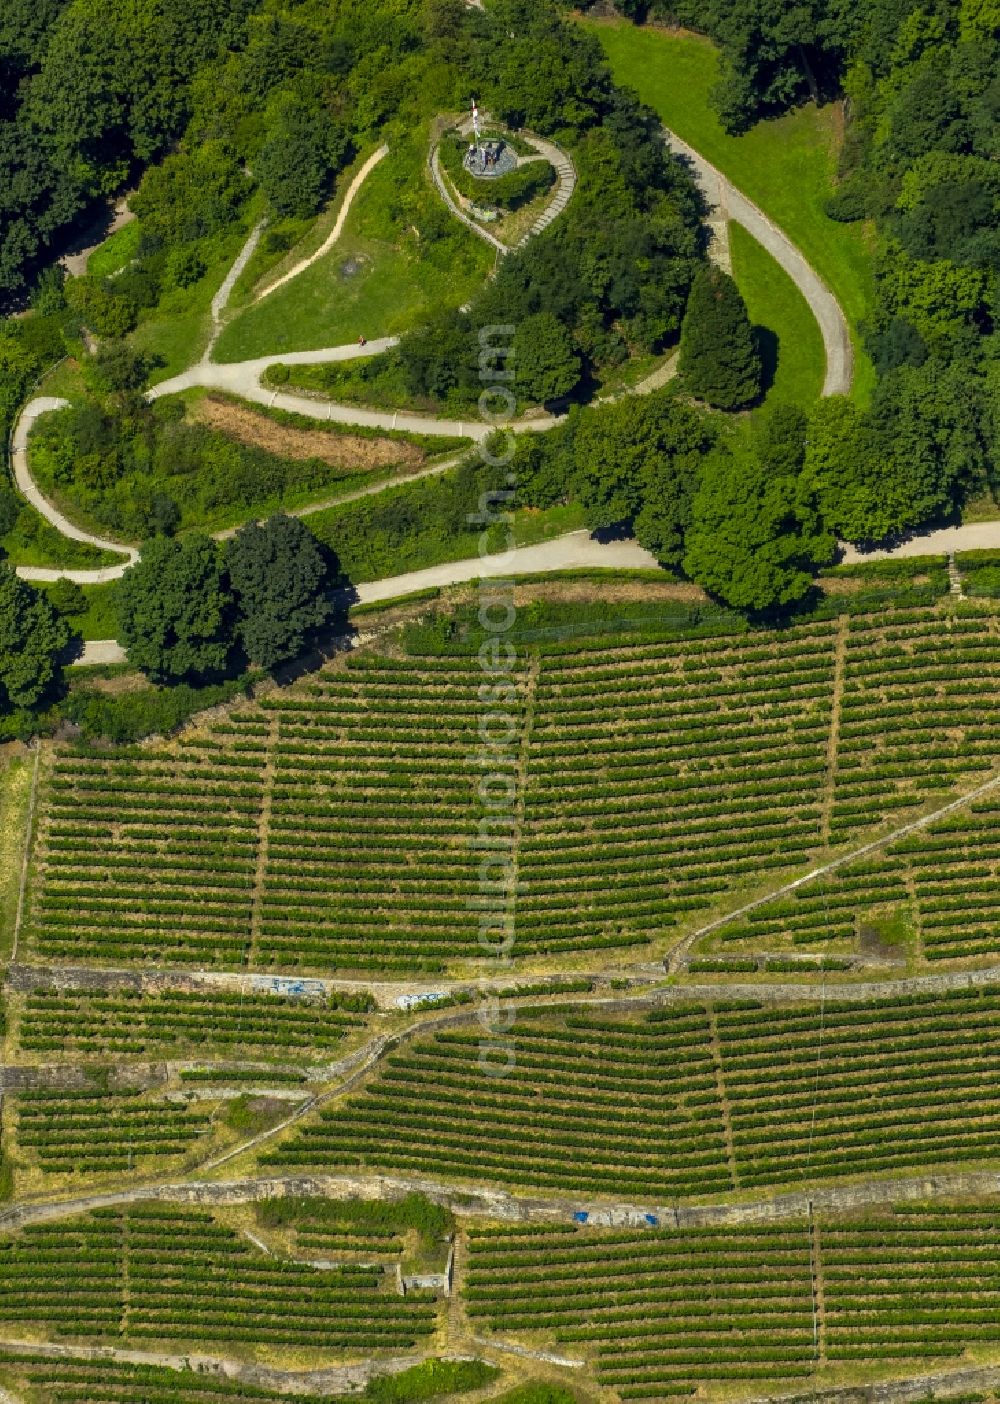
0 1205 440 1350
467 1221 816 1399
255 656 507 972
0 1356 342 1404
710 795 1000 961
0 1355 497 1404
25 730 268 966
466 1202 1000 1400
519 625 836 951
11 1085 214 1175
21 604 1000 977
264 987 1000 1195
16 984 372 1060
830 612 1000 843
265 1007 733 1197
10 599 1000 1399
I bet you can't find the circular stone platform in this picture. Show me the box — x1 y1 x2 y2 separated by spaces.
463 139 518 181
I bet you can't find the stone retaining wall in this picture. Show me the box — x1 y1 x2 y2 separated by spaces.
4 1170 1000 1234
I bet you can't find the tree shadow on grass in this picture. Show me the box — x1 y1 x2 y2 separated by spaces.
754 325 779 401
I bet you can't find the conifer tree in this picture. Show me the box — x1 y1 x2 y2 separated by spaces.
678 265 762 409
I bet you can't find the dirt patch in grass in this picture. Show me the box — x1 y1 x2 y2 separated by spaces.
512 580 706 607
76 671 153 697
195 396 425 472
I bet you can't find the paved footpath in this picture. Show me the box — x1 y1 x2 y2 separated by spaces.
10 118 861 590
841 521 1000 562
12 398 139 583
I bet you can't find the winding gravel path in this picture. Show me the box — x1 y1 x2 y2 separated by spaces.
8 115 857 583
69 529 659 662
663 130 853 398
15 119 989 596
205 221 265 358
11 398 138 582
841 521 1000 562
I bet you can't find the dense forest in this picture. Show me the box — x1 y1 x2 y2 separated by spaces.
580 0 1000 541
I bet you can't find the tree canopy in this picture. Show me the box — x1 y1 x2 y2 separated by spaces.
224 513 334 668
571 392 715 567
678 265 762 410
684 406 835 610
0 563 71 712
116 534 234 684
514 313 582 407
116 516 334 682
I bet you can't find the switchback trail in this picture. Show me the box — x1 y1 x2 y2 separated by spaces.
10 112 869 584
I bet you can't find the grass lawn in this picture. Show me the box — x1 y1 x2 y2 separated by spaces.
0 753 32 961
38 358 89 402
310 488 587 586
226 149 380 311
729 223 825 408
585 19 876 401
35 580 120 639
271 356 475 420
132 224 254 384
86 220 140 279
212 133 495 363
960 490 1000 524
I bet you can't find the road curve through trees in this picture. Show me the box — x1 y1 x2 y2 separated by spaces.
70 530 661 664
663 130 854 398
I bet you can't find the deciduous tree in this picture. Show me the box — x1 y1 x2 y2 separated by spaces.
514 312 581 406
684 408 833 610
0 562 71 711
117 534 233 683
225 514 333 668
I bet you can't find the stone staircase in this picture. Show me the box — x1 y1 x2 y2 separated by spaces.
516 141 577 248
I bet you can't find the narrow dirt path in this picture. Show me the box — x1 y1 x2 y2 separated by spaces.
255 146 390 302
204 221 266 361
